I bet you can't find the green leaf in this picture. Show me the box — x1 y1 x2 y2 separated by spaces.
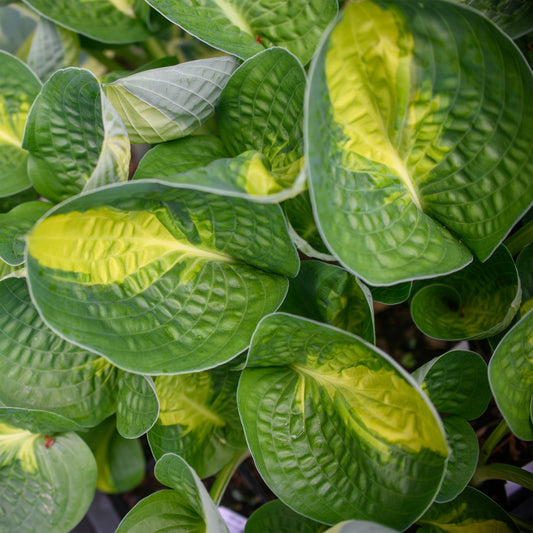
148 362 245 478
517 242 533 315
217 47 305 194
81 416 145 494
410 246 520 340
0 406 84 433
116 373 159 439
0 186 39 213
436 417 478 503
104 57 237 144
280 260 375 343
0 51 41 198
306 0 533 285
238 313 448 529
116 453 229 533
0 277 119 427
145 0 338 64
27 18 80 82
369 282 412 305
23 68 130 203
417 487 519 532
0 420 96 533
0 259 18 281
489 309 533 440
0 201 51 265
26 180 298 375
0 4 37 55
22 0 151 43
412 350 491 420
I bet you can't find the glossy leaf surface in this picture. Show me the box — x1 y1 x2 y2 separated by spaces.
238 313 448 529
26 181 298 374
489 309 533 440
413 350 491 420
280 260 375 343
306 0 533 285
0 278 118 427
23 68 130 203
0 51 41 198
145 0 337 64
22 0 151 43
104 57 237 144
410 246 520 340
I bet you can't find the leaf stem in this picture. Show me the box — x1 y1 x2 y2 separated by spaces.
511 515 533 532
143 37 167 60
504 218 533 256
209 448 250 506
479 419 509 465
472 463 533 491
86 49 125 72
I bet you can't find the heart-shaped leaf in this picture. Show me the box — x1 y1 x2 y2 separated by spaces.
0 416 96 533
116 453 229 533
26 180 299 375
23 68 130 203
103 57 237 144
0 51 41 198
417 487 519 532
280 260 375 343
145 0 337 64
306 0 533 285
489 309 533 440
410 246 520 340
238 313 448 529
436 417 478 503
0 278 119 427
412 350 491 420
116 373 159 439
148 361 245 478
22 0 151 43
0 201 51 265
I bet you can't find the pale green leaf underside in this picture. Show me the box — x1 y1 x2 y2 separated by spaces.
307 0 533 285
489 309 533 440
104 57 237 144
413 350 491 420
238 313 448 529
0 278 118 427
23 68 129 203
410 246 521 340
0 51 41 198
145 0 337 64
149 364 245 478
116 373 159 439
22 0 151 43
0 429 96 533
417 487 519 532
0 5 37 56
26 181 298 375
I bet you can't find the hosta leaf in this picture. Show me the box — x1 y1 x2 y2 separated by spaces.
103 57 237 144
26 180 299 375
306 0 533 285
280 260 375 343
0 4 37 55
326 524 399 533
517 243 533 315
27 18 80 82
410 246 520 340
145 0 338 64
22 0 151 43
489 309 533 440
238 313 448 529
0 420 96 533
0 278 118 427
412 350 491 420
148 361 245 477
217 48 306 194
417 487 519 532
116 373 159 439
436 417 478 503
0 201 51 265
0 259 18 281
116 453 229 533
23 68 130 203
81 416 145 494
0 187 39 213
370 282 412 305
0 406 84 433
0 51 41 198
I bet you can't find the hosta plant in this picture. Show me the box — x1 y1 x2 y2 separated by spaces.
0 0 532 532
